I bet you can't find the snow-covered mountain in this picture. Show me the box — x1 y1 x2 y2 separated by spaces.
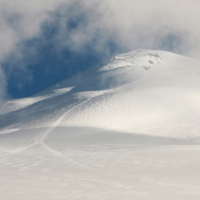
1 49 200 200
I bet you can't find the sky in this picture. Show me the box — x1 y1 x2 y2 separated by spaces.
0 0 200 100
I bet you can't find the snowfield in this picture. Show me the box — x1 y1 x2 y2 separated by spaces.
1 49 200 199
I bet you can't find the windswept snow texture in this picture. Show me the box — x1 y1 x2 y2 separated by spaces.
1 49 200 199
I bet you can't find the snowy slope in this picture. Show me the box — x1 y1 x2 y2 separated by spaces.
1 49 200 137
1 49 200 200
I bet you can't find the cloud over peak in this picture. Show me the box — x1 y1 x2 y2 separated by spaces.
1 0 200 99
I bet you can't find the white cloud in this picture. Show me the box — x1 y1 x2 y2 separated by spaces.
1 0 200 99
43 0 200 57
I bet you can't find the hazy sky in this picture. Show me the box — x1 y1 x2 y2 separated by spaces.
0 0 200 99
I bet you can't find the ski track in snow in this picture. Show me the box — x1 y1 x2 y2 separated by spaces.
35 97 97 170
0 139 37 165
33 81 138 170
0 95 105 169
0 80 142 170
0 98 96 170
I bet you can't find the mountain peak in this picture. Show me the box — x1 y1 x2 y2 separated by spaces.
1 49 200 138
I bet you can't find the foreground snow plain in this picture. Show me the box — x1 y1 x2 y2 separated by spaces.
1 49 200 199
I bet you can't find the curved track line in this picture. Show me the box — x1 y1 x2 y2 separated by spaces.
37 97 93 143
0 139 37 164
35 81 137 169
35 97 96 170
0 80 144 168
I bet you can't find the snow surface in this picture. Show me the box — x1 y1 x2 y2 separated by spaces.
1 49 200 199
